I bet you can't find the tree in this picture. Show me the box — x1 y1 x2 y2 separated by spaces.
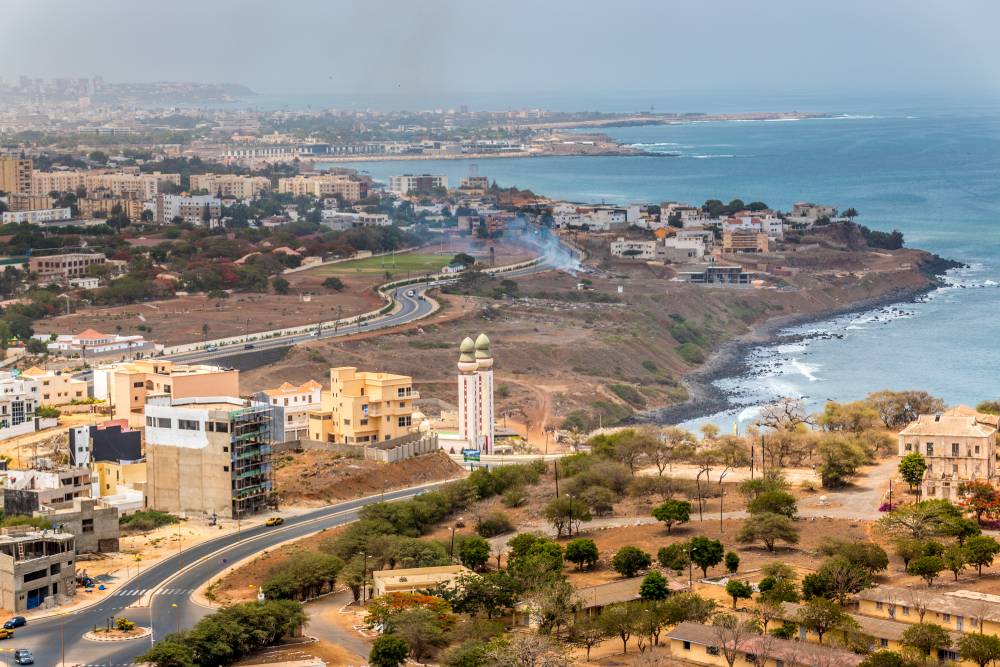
893 537 925 570
689 536 724 577
651 499 691 534
747 491 797 518
322 276 345 291
571 615 610 662
542 496 591 538
898 453 928 493
661 591 717 625
271 276 290 294
370 636 410 667
866 390 945 428
943 543 967 581
725 579 753 610
648 426 695 475
658 542 690 574
459 536 491 571
137 641 196 667
636 570 669 601
958 632 1000 667
959 481 1000 523
816 435 867 488
484 632 569 667
387 607 451 661
737 513 799 552
599 602 638 654
878 499 967 540
907 555 945 587
564 538 599 570
725 551 740 574
963 534 1000 575
818 538 889 575
795 597 848 644
816 555 873 605
530 577 579 637
858 651 916 667
712 614 759 667
801 571 833 600
900 622 951 660
611 546 652 578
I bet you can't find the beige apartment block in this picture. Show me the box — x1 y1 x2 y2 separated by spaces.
4 193 52 211
92 360 240 424
898 405 999 501
77 195 145 220
277 174 366 202
0 157 33 194
145 396 274 519
28 253 106 280
0 527 76 611
31 169 180 198
308 367 416 445
190 174 271 199
722 230 769 253
20 366 88 406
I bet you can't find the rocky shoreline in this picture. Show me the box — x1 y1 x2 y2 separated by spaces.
636 260 962 426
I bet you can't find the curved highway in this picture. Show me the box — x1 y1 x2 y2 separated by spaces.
17 483 447 666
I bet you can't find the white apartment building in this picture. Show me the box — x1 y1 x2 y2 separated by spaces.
610 237 658 260
723 212 784 239
152 194 222 225
388 174 448 195
610 236 706 262
260 381 321 441
0 373 41 441
320 210 391 230
2 207 72 224
552 204 639 232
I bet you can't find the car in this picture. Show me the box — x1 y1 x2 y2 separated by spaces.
13 648 32 664
265 517 284 527
3 617 25 630
0 628 14 640
244 343 255 350
206 345 218 352
406 289 415 297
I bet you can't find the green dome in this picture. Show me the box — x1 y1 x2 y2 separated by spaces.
475 333 491 353
460 337 475 353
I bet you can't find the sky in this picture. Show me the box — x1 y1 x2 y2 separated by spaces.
4 0 1000 108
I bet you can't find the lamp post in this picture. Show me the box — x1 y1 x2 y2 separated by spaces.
566 493 574 537
449 518 464 562
360 551 368 604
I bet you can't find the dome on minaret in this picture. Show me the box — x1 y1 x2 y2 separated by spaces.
474 333 493 369
458 337 478 373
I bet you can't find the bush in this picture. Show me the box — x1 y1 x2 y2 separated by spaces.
581 486 616 516
35 405 60 418
120 509 180 532
565 538 600 570
263 551 344 601
115 617 137 632
370 635 410 667
677 342 705 364
322 276 345 291
502 486 527 508
608 383 646 408
566 460 632 497
476 511 514 538
610 546 652 577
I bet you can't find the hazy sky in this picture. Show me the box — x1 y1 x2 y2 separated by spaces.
4 0 1000 102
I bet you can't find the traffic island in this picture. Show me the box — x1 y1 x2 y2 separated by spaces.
83 625 152 642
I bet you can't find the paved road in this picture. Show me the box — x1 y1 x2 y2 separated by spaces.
15 482 448 666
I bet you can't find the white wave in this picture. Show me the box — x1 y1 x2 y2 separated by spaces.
689 154 735 159
762 117 801 122
628 142 679 148
774 343 806 354
737 406 761 422
790 358 820 382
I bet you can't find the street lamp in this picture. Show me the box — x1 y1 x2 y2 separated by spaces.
449 517 465 562
360 551 369 604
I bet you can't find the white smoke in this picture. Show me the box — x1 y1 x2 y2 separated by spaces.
506 219 583 275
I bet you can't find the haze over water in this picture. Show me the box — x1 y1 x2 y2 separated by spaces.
324 105 1000 427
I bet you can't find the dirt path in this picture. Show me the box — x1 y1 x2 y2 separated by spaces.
304 590 370 663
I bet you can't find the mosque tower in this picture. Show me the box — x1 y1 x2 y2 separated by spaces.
474 334 494 454
457 336 481 450
457 333 495 453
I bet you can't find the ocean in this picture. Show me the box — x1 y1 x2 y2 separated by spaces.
317 108 1000 429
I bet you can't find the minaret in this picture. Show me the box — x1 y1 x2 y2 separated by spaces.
457 336 480 449
474 333 494 454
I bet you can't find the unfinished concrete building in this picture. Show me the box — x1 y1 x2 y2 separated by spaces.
0 527 76 611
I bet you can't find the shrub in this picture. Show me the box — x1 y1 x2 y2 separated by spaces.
322 276 345 291
677 343 705 364
640 571 670 600
610 546 652 577
119 509 180 532
370 635 409 667
476 511 514 538
658 542 690 574
608 383 646 408
565 538 599 570
581 486 616 516
502 486 527 508
115 617 137 632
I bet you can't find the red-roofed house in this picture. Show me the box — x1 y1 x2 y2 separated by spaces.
258 380 322 440
42 329 154 359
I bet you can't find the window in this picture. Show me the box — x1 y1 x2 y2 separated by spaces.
156 417 171 428
943 613 950 622
902 606 909 615
178 419 199 431
706 646 719 656
223 466 229 472
952 443 960 456
360 419 368 426
398 415 411 427
344 419 351 426
214 421 229 433
146 416 155 427
926 443 934 456
82 518 94 534
223 446 228 452
876 602 883 610
133 381 144 388
880 638 889 648
975 445 981 454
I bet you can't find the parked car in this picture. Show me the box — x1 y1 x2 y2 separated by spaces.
13 648 33 664
244 343 255 350
3 617 25 629
265 517 284 527
206 345 218 352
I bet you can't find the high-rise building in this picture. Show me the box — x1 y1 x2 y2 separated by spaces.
145 396 275 519
0 157 32 194
388 174 448 195
457 334 495 453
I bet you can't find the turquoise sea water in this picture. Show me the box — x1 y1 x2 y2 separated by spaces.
319 110 1000 426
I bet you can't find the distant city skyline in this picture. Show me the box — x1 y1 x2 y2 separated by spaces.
4 0 1000 105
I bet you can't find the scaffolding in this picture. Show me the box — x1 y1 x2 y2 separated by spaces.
228 402 276 519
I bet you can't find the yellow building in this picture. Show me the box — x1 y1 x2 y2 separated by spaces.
666 621 863 667
77 196 145 221
0 157 32 194
307 367 416 444
277 174 366 202
93 360 240 425
4 193 52 211
189 174 271 200
94 460 147 497
722 230 769 253
372 565 471 597
858 586 1000 637
20 367 88 406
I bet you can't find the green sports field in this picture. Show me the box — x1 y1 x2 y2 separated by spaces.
312 253 454 275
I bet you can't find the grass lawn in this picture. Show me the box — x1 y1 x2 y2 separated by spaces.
312 253 454 275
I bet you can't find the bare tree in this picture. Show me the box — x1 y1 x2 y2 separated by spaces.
649 426 696 475
758 397 811 431
712 613 759 667
906 588 931 623
485 632 570 667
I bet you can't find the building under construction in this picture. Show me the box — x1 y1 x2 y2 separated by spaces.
145 396 276 519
